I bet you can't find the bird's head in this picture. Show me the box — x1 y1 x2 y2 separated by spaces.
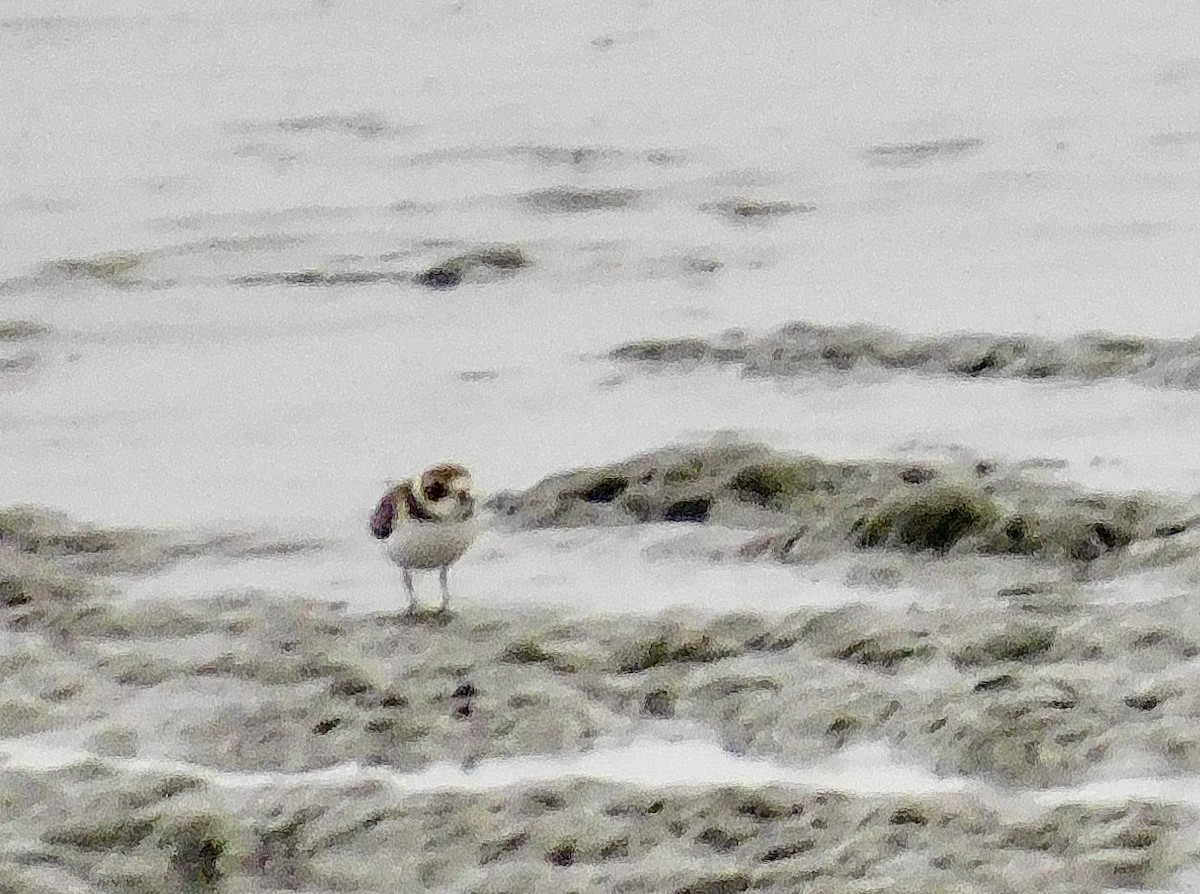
414 463 476 522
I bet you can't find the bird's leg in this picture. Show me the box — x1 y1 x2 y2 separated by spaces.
439 566 451 614
403 568 417 614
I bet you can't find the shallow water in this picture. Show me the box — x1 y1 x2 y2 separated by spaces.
118 523 937 616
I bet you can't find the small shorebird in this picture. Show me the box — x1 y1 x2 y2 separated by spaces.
370 463 479 613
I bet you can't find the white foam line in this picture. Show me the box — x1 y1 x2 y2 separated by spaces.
1035 775 1200 809
377 741 974 797
7 735 1200 815
0 738 964 795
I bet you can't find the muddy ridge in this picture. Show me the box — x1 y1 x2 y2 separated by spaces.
487 442 1197 570
611 322 1200 390
0 762 1188 893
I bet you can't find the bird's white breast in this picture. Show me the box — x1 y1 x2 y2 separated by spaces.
385 519 479 569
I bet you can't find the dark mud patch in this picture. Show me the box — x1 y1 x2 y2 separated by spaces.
277 112 397 140
414 245 531 290
0 320 49 341
487 442 1188 570
681 254 725 274
0 252 157 295
867 137 984 166
232 269 413 287
0 506 151 573
513 144 684 170
51 253 145 284
226 112 403 148
0 354 37 375
611 320 1200 391
520 186 641 214
611 330 749 366
233 244 530 291
853 485 1000 553
568 242 742 284
0 763 1191 893
701 198 816 222
0 506 324 576
0 321 45 378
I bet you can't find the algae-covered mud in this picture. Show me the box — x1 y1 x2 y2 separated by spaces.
233 244 532 291
6 507 1200 891
0 241 536 295
0 320 47 377
0 762 1191 893
489 442 1199 571
0 321 48 342
611 323 1200 391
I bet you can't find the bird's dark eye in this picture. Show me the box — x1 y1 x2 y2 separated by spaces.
426 481 448 501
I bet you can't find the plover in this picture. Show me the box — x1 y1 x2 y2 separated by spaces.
370 463 479 613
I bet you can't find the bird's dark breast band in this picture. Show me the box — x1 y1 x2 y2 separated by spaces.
370 483 437 539
403 485 438 522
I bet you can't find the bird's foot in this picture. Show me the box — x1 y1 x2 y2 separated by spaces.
401 605 452 626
